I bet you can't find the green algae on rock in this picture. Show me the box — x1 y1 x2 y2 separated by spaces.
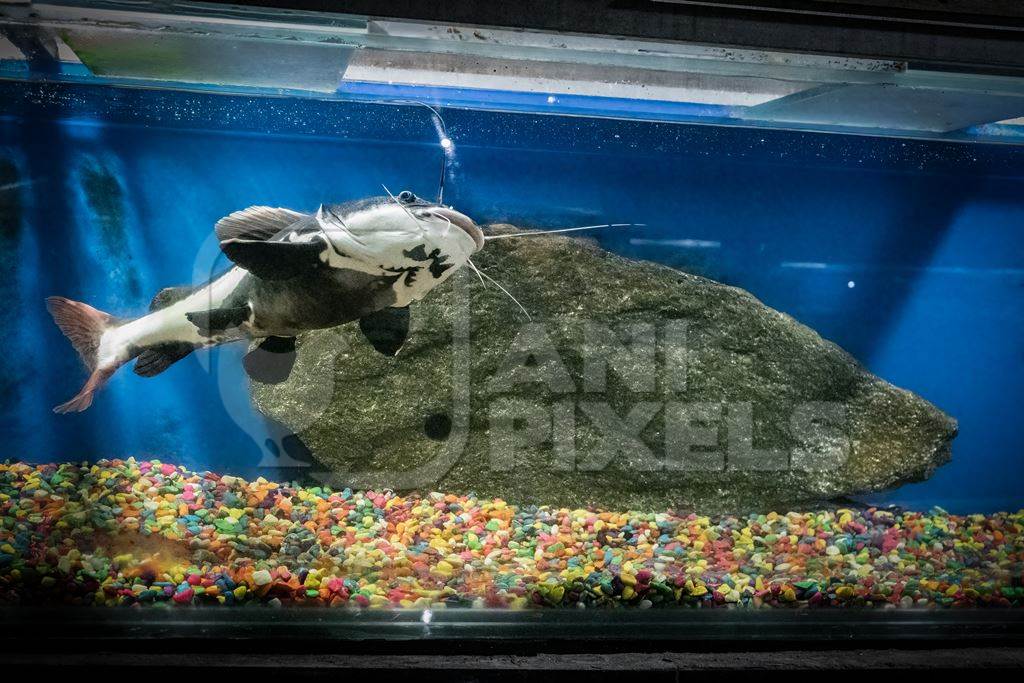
78 156 141 298
251 226 957 512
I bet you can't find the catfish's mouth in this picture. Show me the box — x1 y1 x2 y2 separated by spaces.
434 207 484 252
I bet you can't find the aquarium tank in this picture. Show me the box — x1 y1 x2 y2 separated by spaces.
0 0 1023 644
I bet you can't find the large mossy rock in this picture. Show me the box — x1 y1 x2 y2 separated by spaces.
252 226 957 512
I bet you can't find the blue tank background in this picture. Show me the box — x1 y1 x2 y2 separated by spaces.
1 80 1022 513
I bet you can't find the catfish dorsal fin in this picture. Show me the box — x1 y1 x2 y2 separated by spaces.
215 206 306 243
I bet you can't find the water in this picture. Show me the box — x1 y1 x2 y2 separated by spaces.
2 79 1021 513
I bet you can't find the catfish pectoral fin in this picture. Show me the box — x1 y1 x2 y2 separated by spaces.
220 236 325 280
359 306 410 357
243 336 297 384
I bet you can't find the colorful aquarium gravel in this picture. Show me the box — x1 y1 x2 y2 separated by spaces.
1 459 1023 609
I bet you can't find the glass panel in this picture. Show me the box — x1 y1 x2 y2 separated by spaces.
0 0 1022 640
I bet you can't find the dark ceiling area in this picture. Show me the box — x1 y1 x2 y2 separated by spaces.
208 0 1024 74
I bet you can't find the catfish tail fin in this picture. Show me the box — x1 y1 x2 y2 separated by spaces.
45 296 121 413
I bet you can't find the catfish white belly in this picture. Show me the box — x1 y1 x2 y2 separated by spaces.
107 268 250 355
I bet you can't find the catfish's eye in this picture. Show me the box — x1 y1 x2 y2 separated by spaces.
398 190 415 203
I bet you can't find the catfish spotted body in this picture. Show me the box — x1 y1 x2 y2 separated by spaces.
45 191 483 413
